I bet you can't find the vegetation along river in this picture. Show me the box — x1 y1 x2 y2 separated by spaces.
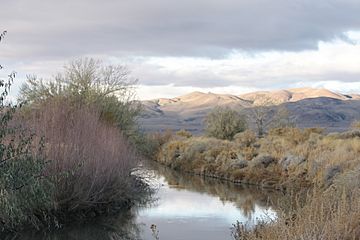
7 164 283 240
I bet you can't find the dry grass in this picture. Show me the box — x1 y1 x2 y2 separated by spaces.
157 127 360 190
351 120 360 130
232 185 360 240
155 126 360 239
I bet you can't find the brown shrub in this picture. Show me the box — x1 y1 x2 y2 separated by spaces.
234 130 257 147
176 129 192 138
25 98 142 218
156 127 360 190
138 130 174 160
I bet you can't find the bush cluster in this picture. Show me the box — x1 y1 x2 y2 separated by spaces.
205 107 247 140
157 127 360 190
0 35 147 231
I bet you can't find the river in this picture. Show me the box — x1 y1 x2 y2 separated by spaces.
6 164 282 240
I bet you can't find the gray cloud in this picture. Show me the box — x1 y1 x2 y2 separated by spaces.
1 0 360 61
2 0 360 99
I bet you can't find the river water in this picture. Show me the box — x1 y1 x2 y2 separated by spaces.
136 165 279 240
7 164 281 240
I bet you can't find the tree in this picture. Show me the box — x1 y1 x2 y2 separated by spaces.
269 106 295 129
249 105 269 138
19 58 141 135
205 106 247 140
248 102 295 137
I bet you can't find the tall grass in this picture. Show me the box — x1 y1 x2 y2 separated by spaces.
232 186 360 240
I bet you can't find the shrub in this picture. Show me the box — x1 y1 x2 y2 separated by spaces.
0 32 54 230
135 130 174 159
249 154 275 168
176 129 192 138
205 107 247 140
0 32 148 231
25 98 144 221
19 58 141 137
234 130 257 147
0 141 54 230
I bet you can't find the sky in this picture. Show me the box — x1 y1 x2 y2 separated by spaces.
1 0 360 100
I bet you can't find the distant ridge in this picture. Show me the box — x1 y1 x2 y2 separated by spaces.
139 87 360 133
239 87 359 105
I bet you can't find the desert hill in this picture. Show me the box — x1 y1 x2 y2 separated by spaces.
239 88 358 105
139 88 360 133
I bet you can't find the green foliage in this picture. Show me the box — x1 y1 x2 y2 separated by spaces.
19 58 141 135
205 107 247 140
0 146 55 230
0 34 54 230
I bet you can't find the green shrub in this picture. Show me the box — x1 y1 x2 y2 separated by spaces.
205 107 247 140
0 34 54 230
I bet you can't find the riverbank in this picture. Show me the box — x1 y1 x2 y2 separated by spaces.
1 163 282 240
232 185 360 240
152 127 360 239
156 128 360 189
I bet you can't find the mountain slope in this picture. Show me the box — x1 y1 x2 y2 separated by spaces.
139 88 360 133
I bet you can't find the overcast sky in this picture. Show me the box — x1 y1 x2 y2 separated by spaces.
1 0 360 99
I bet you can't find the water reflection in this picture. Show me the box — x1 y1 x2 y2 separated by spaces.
136 163 281 240
2 211 142 240
4 163 284 240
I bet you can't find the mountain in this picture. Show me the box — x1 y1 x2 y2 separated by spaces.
139 88 360 133
241 88 349 105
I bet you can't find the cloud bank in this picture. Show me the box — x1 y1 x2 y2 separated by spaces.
1 0 360 99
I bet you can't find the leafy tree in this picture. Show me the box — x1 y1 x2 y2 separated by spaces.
205 107 247 140
19 58 141 135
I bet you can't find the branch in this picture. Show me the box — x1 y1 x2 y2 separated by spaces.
0 30 7 42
